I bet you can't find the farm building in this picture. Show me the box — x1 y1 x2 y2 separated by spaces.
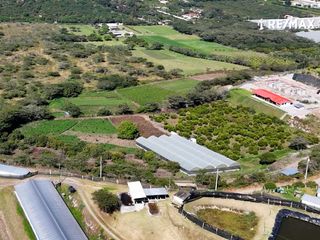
0 163 32 179
15 180 88 240
136 134 240 175
128 181 169 203
253 89 292 105
301 194 320 210
281 167 299 176
172 191 191 207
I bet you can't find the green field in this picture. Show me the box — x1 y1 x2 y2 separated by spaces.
22 118 117 137
71 119 117 134
117 79 198 105
21 120 79 136
50 79 198 114
49 91 134 116
133 49 247 75
228 88 285 118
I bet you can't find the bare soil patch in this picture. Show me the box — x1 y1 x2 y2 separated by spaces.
109 115 166 137
0 212 13 240
67 132 137 147
191 71 228 81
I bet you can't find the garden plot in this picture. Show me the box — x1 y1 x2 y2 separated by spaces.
240 74 320 118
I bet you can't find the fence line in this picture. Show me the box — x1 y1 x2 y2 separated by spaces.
179 191 320 240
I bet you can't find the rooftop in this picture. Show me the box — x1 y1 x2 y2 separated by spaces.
281 167 299 176
143 187 168 197
128 181 147 200
136 134 240 173
15 180 88 240
0 163 30 178
253 89 292 105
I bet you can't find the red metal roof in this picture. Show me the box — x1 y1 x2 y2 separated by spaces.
253 89 292 105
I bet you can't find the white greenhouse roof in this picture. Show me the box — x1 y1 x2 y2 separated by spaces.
15 180 88 240
136 134 240 173
128 181 147 200
0 163 30 178
143 187 168 197
301 194 320 209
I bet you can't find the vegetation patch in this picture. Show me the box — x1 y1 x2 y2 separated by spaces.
228 88 285 118
155 101 318 160
16 204 37 240
70 119 117 134
197 207 258 240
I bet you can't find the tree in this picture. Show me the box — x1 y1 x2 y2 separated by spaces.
117 121 140 140
63 102 82 117
147 42 164 50
289 136 308 150
92 188 120 214
167 95 188 109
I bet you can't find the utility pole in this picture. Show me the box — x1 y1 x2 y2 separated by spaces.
215 169 219 191
99 156 103 179
304 157 310 180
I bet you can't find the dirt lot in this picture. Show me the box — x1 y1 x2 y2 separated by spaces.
191 71 228 81
109 115 167 137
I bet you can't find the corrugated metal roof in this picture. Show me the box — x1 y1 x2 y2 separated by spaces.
128 181 147 200
0 163 30 178
301 194 320 208
143 188 168 197
14 180 88 240
253 89 292 105
281 167 299 176
136 134 240 172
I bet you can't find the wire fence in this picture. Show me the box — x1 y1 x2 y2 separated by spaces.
179 191 320 240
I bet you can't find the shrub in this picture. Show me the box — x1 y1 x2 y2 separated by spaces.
259 152 277 165
289 136 308 150
116 104 133 115
264 182 277 190
117 121 140 140
97 107 112 116
63 102 82 118
306 181 317 189
292 181 305 188
92 188 120 214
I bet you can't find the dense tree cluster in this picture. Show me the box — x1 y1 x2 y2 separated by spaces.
157 101 318 160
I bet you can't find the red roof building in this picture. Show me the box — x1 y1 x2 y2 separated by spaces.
253 89 292 105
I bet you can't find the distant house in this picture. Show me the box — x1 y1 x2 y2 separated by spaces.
281 167 299 176
291 0 320 9
127 181 169 204
104 23 134 38
253 89 292 106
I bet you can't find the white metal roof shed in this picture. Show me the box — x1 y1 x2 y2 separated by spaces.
128 181 147 200
15 180 88 240
143 188 168 197
0 163 30 178
301 194 320 209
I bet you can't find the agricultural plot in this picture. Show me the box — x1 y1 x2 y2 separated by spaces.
228 88 285 118
133 49 246 75
21 119 78 137
130 25 292 70
49 91 135 116
70 119 117 134
117 79 198 105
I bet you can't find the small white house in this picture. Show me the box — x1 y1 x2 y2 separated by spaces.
172 191 191 207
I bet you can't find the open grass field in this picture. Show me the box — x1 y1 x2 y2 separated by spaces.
117 79 198 105
49 91 135 116
70 119 117 134
133 49 247 75
228 88 286 118
130 25 292 70
50 79 198 114
0 187 30 240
